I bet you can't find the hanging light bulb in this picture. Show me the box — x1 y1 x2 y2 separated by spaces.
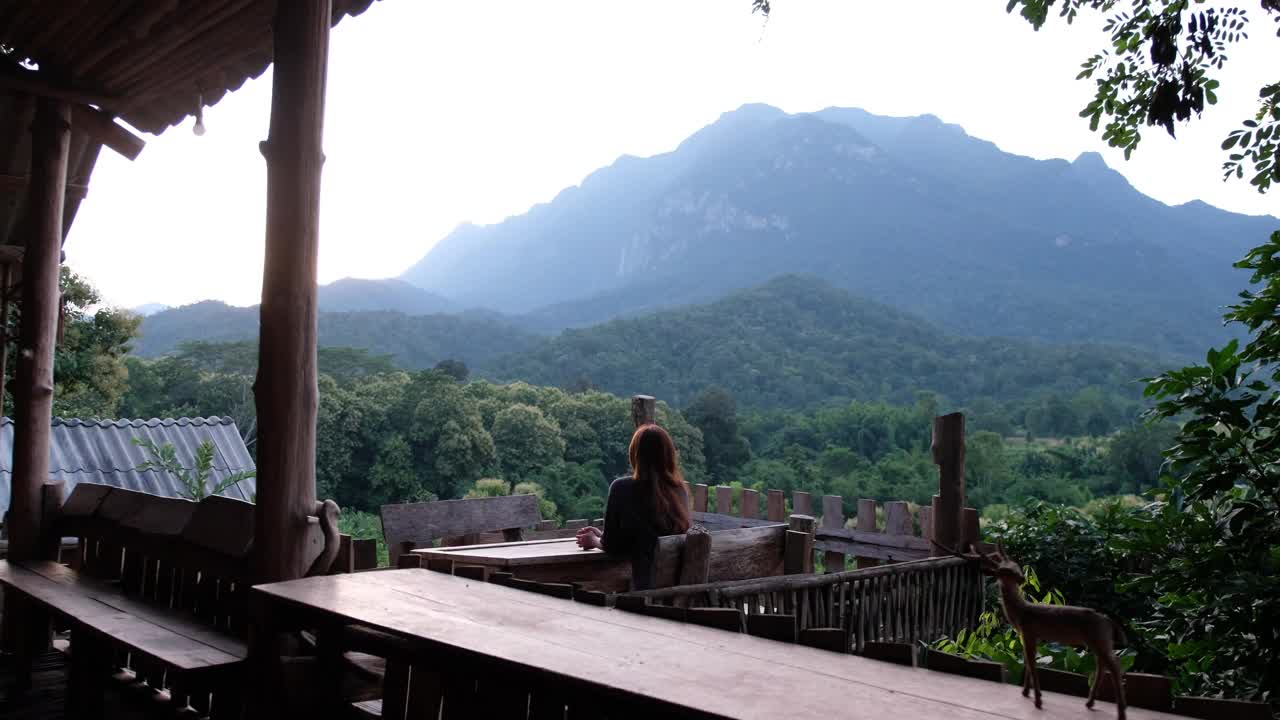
193 92 206 136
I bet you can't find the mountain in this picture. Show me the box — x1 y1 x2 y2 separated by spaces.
317 277 455 314
402 104 1275 357
134 301 536 369
129 303 170 317
483 275 1163 410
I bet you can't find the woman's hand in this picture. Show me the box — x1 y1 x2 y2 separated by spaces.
575 525 602 550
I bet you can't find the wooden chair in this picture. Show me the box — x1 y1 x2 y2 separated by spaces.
0 483 345 718
379 494 542 558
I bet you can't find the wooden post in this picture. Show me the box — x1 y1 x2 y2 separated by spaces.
631 395 655 428
883 501 912 565
715 486 734 516
674 527 711 608
251 0 331 584
0 264 11 422
740 489 759 519
692 484 708 512
7 97 69 562
766 490 785 522
821 495 845 574
930 413 966 556
962 507 980 548
785 515 815 575
792 491 812 517
856 499 878 568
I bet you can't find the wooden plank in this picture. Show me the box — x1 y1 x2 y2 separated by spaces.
690 511 780 532
766 490 785 522
714 486 734 516
652 526 786 588
57 483 113 521
962 507 980 548
69 103 146 161
692 484 708 513
182 495 254 559
380 495 541 554
919 507 933 542
121 495 197 537
822 495 845 574
798 627 846 653
253 570 1176 720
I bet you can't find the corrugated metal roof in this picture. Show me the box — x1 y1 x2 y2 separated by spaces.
0 416 256 516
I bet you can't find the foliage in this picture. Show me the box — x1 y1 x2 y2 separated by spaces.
131 437 255 501
932 565 1137 684
685 386 752 483
490 276 1159 421
1004 0 1279 191
2 268 141 419
338 510 389 567
1126 230 1280 701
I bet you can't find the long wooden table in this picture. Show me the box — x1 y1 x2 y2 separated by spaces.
248 569 1180 720
413 537 630 590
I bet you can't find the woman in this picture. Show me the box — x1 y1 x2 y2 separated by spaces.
576 423 692 590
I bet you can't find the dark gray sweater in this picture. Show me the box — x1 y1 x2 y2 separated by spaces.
600 476 687 591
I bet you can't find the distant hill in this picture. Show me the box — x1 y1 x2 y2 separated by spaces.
317 277 455 315
484 275 1163 410
402 103 1274 357
135 301 536 369
129 303 170 317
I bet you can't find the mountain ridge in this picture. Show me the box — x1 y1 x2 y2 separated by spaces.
400 103 1274 357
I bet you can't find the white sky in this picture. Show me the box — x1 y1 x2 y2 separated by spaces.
65 0 1279 309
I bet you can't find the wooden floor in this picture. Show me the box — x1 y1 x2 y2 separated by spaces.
0 650 67 720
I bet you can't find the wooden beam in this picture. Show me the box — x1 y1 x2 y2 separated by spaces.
0 68 120 111
251 0 331 585
69 104 145 161
7 97 68 562
0 174 88 200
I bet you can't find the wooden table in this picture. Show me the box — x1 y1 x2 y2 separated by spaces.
248 569 1180 720
413 537 630 590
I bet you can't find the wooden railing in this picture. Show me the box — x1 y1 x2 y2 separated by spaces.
685 483 981 570
621 555 984 652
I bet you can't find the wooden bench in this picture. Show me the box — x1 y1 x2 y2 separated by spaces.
0 482 342 717
379 494 542 560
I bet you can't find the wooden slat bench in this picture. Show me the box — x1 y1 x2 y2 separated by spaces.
379 494 542 560
0 482 343 717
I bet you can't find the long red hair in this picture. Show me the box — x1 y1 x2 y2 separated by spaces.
629 424 691 535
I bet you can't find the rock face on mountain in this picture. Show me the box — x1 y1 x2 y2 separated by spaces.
401 103 1274 357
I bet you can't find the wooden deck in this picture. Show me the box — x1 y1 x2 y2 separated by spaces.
253 569 1178 720
0 650 66 720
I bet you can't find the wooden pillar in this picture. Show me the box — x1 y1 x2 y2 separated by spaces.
631 394 655 428
7 97 69 561
930 413 966 555
251 0 331 584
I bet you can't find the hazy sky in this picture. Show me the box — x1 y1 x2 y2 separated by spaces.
65 1 1278 309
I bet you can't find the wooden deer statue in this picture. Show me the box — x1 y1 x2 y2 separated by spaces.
937 541 1127 720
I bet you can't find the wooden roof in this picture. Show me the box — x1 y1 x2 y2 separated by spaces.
0 0 383 252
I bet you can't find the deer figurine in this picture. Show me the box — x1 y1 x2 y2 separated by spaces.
937 541 1127 720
